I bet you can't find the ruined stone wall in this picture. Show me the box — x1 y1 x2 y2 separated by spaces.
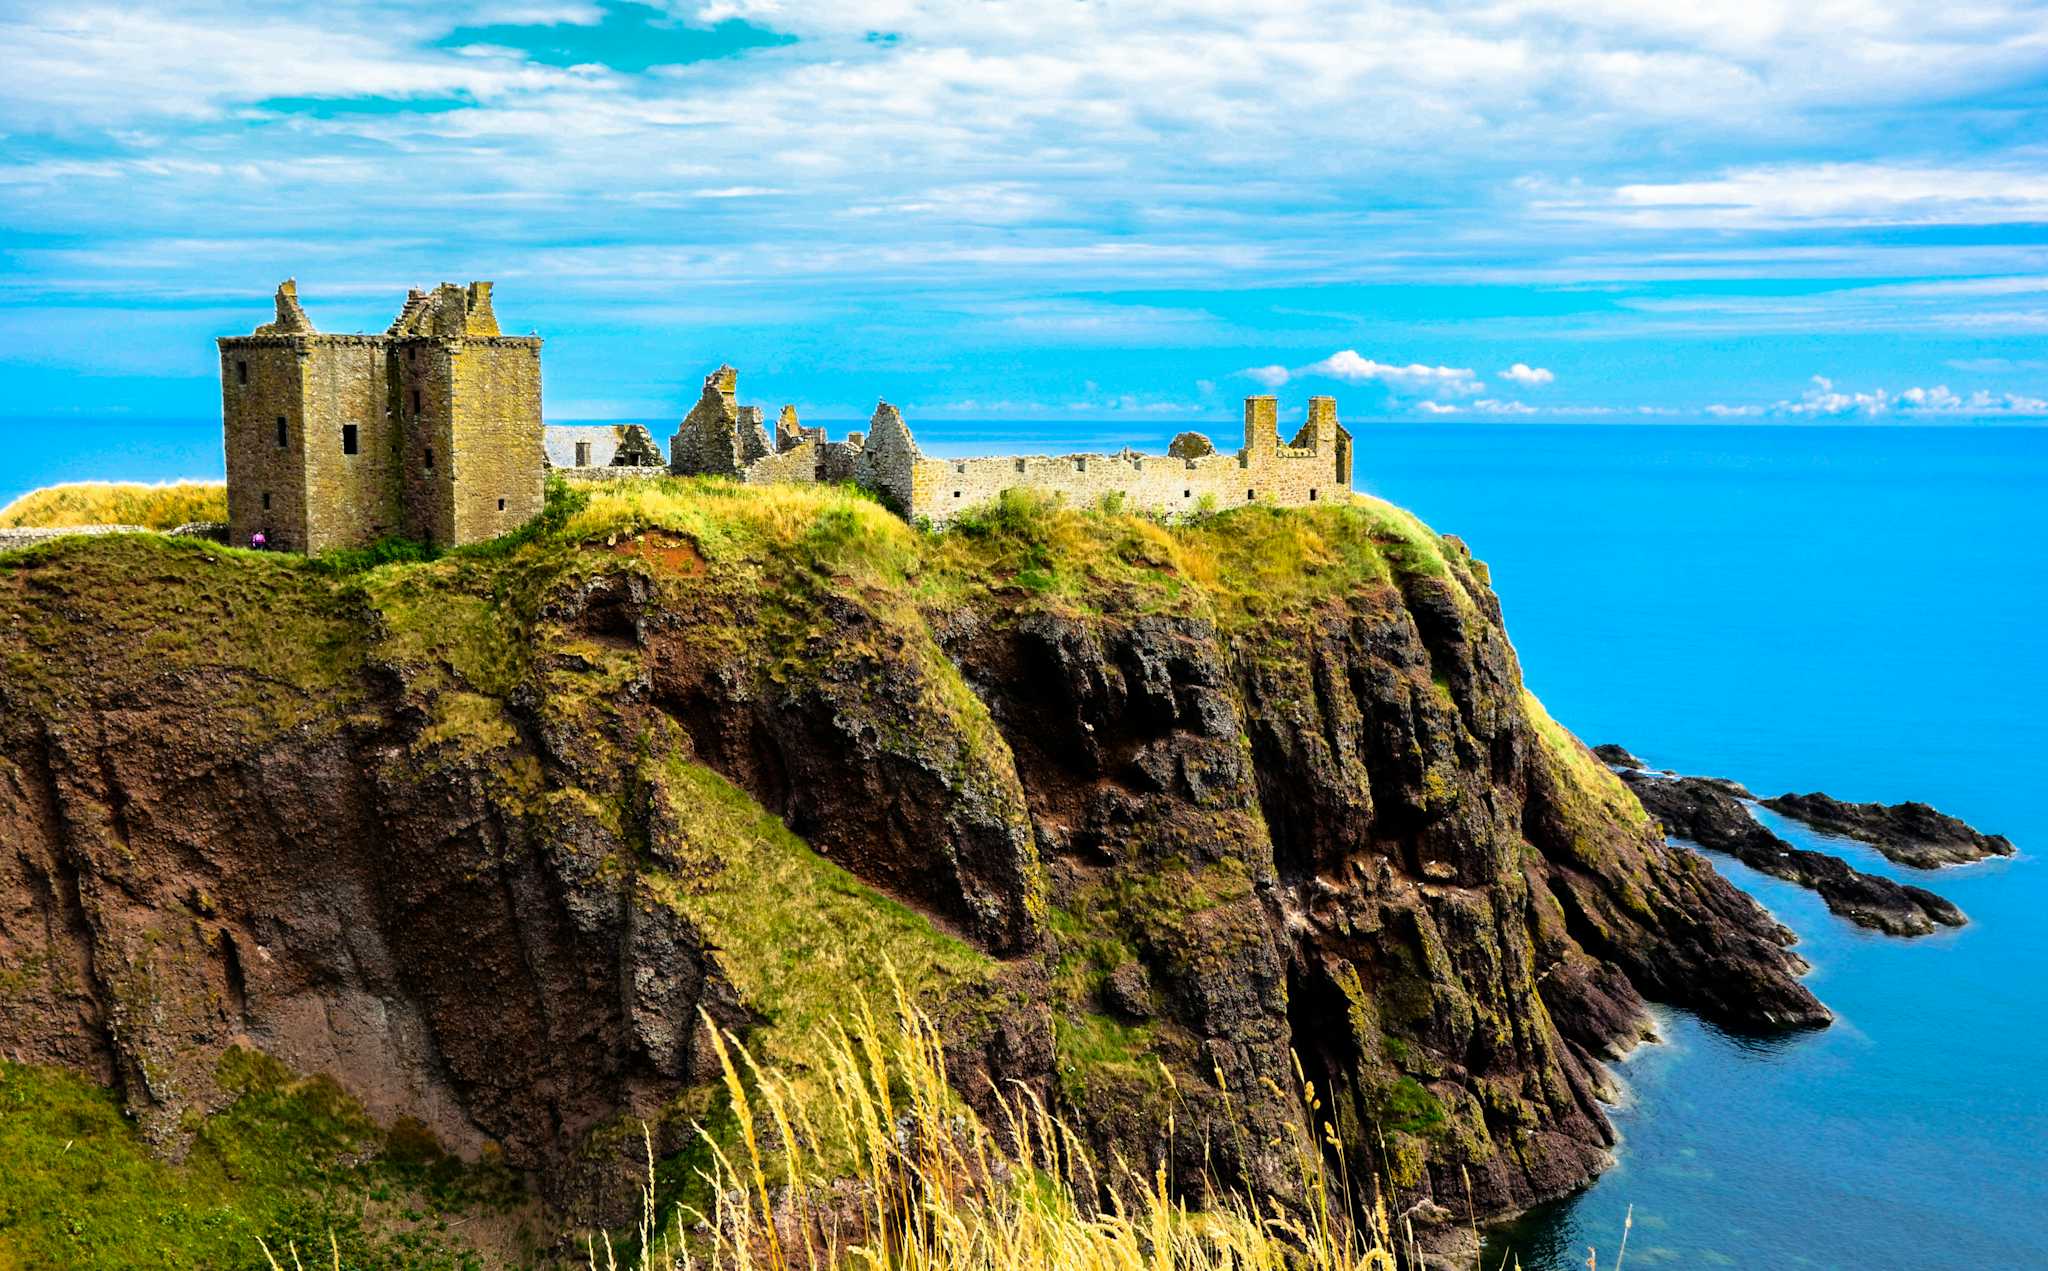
558 466 670 484
299 338 401 551
817 439 864 484
220 339 310 551
447 338 545 546
740 439 820 486
393 340 458 547
878 395 1350 525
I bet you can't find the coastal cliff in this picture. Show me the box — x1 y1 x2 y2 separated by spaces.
0 480 1824 1249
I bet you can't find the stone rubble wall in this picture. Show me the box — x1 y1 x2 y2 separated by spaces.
559 466 671 484
0 526 153 551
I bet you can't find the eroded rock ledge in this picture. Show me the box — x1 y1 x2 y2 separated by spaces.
1762 791 2015 868
1620 772 1965 937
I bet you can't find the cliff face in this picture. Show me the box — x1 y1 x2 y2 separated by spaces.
0 484 1824 1231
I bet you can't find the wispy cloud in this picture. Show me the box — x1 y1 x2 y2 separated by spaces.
6 1 2048 417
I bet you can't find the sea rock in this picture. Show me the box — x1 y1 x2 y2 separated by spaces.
1592 744 1645 769
1762 791 2015 868
1622 773 1965 937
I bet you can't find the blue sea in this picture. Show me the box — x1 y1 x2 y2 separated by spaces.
3 417 2044 1268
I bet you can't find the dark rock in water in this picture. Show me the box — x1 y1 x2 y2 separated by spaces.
1592 743 1645 769
1762 791 2015 868
1695 775 1756 800
1623 773 1966 937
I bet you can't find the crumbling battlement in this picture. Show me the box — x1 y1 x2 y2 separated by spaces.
218 280 543 553
667 366 1353 524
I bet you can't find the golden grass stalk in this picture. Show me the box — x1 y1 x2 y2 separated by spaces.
593 981 1405 1271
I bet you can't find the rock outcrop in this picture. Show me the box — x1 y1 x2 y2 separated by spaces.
1762 791 2015 868
1622 773 1964 936
1591 743 1644 769
0 492 1827 1238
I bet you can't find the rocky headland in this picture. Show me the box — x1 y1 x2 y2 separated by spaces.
0 482 1829 1254
1618 772 1964 937
1762 791 2015 868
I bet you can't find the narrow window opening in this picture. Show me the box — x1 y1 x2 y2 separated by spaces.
1183 489 1191 498
953 490 962 498
275 417 287 448
261 491 271 510
1014 458 1026 473
424 447 435 471
236 361 247 385
954 461 966 474
575 441 592 467
1246 488 1255 500
497 498 506 511
1309 488 1318 501
411 388 422 415
1075 457 1086 472
408 346 416 362
342 424 359 455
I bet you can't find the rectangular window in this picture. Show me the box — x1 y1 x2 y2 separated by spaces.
953 490 962 498
1183 489 1191 498
342 424 358 455
261 491 271 510
497 498 506 511
276 417 287 448
236 361 247 385
575 441 591 467
411 388 422 415
1247 488 1255 500
424 447 435 471
1309 488 1318 501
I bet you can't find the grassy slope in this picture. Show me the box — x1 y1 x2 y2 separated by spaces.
0 482 226 530
0 1051 523 1270
0 477 1522 1265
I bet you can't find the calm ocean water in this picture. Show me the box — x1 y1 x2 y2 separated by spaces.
3 418 2044 1267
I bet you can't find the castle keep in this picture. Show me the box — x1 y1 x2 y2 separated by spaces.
668 366 1353 524
219 280 543 552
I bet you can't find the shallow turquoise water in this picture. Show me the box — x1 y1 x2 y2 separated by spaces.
4 418 2043 1267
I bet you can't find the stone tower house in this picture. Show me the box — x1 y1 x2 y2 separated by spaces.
218 280 544 553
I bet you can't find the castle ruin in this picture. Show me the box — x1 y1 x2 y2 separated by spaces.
667 366 1353 524
218 280 543 552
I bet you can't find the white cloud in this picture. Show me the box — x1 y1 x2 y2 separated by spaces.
1471 398 1537 415
1539 164 2048 230
1241 364 1292 388
1301 350 1484 396
1764 374 2048 418
1415 400 1462 414
1499 362 1555 385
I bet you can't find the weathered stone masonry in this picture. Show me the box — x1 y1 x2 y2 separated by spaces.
668 366 1354 524
219 280 543 553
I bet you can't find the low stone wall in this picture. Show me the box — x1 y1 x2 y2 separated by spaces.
0 525 152 551
559 466 670 484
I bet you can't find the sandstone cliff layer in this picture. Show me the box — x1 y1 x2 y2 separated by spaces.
0 485 1826 1233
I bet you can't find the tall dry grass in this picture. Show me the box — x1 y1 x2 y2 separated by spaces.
0 480 226 529
584 980 1453 1271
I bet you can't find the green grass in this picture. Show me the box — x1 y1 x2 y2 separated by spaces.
0 481 226 530
640 756 996 1064
0 1054 521 1270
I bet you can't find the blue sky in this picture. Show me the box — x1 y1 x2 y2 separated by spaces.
2 0 2047 426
